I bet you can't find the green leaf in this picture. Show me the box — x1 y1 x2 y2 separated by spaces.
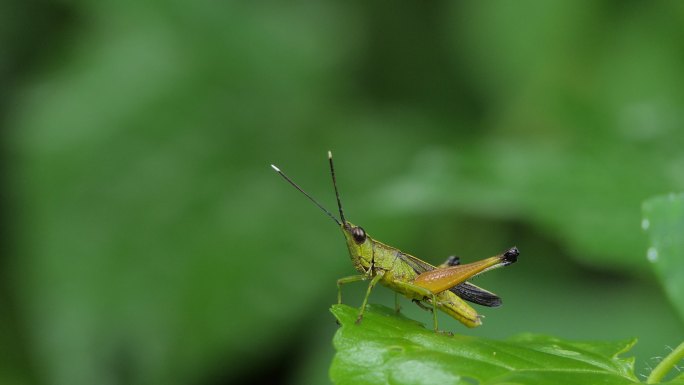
643 193 684 322
330 304 642 385
671 373 684 384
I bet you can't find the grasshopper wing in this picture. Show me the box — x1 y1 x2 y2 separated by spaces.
451 282 502 307
395 251 436 274
397 250 507 306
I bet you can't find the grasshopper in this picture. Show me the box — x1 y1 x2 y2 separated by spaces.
271 152 518 331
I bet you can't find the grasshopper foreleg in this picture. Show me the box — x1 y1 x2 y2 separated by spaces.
336 274 369 304
356 272 384 324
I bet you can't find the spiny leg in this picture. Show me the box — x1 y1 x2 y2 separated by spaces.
394 293 402 313
413 300 433 313
356 272 384 324
336 275 368 304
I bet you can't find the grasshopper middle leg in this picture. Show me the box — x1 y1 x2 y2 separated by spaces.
390 281 441 332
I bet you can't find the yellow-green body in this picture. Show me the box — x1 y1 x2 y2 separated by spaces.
271 152 517 332
341 222 480 328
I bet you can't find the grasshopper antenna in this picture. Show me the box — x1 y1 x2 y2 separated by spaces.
328 151 347 225
271 164 342 226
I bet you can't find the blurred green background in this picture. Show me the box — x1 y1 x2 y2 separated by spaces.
3 1 684 384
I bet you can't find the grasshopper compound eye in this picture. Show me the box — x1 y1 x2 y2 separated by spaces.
351 226 366 244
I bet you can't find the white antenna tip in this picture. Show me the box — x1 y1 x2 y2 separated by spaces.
328 150 332 159
270 164 280 172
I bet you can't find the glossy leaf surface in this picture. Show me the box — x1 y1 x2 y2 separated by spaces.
331 304 645 385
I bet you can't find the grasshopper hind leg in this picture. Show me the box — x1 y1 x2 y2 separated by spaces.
413 300 452 334
412 299 434 313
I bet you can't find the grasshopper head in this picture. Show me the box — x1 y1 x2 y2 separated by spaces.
341 222 373 272
271 152 374 274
